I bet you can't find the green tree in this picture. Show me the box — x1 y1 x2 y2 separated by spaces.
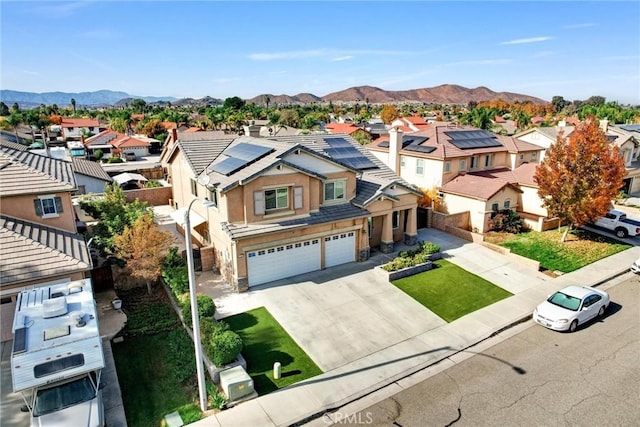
551 96 570 113
0 102 9 116
79 183 150 254
5 112 23 141
534 116 626 242
263 94 271 110
130 98 147 114
70 98 76 115
223 96 245 110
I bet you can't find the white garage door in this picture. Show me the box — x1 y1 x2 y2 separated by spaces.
324 232 356 268
247 238 321 287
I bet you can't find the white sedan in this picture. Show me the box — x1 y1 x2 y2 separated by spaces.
631 258 640 274
533 285 609 332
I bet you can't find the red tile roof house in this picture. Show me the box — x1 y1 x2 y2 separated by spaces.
0 145 92 341
390 115 431 133
160 130 421 291
84 130 151 160
60 118 102 141
366 126 548 233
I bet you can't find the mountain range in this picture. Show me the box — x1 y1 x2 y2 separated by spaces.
1 84 547 108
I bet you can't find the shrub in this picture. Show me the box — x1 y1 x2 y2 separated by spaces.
381 240 441 272
163 266 189 296
489 210 524 234
207 383 227 410
182 294 216 327
205 330 243 366
200 318 230 338
107 156 124 163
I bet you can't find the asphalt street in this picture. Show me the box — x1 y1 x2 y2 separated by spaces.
343 274 640 427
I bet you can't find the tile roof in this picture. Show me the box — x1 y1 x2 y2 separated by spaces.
326 123 365 135
85 130 150 149
0 138 28 151
70 157 112 182
440 171 523 200
0 215 92 286
0 147 76 196
221 203 370 239
367 125 521 159
173 134 237 175
61 118 100 128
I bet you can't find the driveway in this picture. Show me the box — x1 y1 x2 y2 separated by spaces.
204 229 549 372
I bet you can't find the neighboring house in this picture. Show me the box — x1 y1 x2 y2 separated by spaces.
366 126 545 233
326 122 372 143
70 157 112 194
515 119 640 194
60 118 102 141
390 116 431 133
84 130 151 159
0 146 91 341
440 164 547 232
162 130 420 291
367 126 544 190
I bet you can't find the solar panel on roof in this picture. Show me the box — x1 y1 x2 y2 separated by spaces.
13 327 26 354
324 147 377 170
445 130 503 149
211 157 248 176
224 143 273 162
324 137 353 148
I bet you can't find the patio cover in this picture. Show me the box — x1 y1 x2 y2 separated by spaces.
112 172 148 185
170 207 206 228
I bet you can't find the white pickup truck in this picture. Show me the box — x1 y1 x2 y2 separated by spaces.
593 209 640 238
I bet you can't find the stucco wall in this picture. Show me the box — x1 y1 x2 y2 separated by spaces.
124 186 173 206
1 192 77 232
431 210 470 232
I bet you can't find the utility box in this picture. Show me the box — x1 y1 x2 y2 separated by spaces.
219 366 254 401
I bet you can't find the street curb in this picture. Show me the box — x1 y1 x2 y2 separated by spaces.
292 267 632 427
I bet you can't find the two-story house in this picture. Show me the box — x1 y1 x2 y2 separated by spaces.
161 130 420 291
366 126 545 232
0 142 92 341
515 119 640 194
60 118 102 141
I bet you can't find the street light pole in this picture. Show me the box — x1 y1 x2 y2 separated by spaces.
185 197 210 412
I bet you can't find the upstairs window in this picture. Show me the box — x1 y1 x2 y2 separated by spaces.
531 152 537 161
491 203 499 212
459 159 466 171
265 187 288 210
470 156 479 169
190 178 198 196
444 161 451 173
34 196 63 218
485 154 494 167
416 159 425 175
504 200 511 209
207 188 218 207
324 180 345 202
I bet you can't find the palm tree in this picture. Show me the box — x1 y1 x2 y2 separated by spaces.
263 95 271 111
5 112 23 142
70 98 76 115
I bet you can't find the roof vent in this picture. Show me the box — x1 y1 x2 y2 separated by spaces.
42 296 68 318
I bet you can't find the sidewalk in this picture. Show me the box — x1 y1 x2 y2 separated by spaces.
194 236 640 427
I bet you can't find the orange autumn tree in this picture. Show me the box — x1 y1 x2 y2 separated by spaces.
114 212 175 294
534 116 626 242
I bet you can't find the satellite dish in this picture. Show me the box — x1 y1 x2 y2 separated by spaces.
197 174 211 186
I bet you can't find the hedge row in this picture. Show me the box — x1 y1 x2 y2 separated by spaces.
382 241 441 272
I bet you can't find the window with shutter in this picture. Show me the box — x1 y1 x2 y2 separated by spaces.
254 191 265 215
294 187 303 209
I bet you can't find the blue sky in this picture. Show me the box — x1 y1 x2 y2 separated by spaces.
2 1 639 104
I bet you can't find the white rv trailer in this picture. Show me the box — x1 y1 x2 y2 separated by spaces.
11 278 105 427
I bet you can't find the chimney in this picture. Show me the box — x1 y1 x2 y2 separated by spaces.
388 127 403 174
171 128 178 142
599 118 609 133
243 124 261 138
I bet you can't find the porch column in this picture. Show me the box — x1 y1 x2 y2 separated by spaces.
380 212 394 253
404 207 418 245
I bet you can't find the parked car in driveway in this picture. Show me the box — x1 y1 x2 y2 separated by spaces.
631 258 640 274
533 285 609 332
592 209 640 238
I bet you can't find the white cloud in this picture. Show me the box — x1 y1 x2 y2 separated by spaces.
248 48 411 61
500 36 553 45
19 69 40 76
331 56 353 62
212 77 240 84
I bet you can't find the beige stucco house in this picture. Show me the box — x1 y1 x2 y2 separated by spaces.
161 130 421 291
0 141 92 341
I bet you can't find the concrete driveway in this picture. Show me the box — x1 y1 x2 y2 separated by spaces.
205 228 549 373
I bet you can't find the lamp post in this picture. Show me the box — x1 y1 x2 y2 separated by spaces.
185 197 215 412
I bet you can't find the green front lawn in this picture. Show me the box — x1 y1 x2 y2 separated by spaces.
392 259 512 322
224 307 322 395
485 228 630 273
